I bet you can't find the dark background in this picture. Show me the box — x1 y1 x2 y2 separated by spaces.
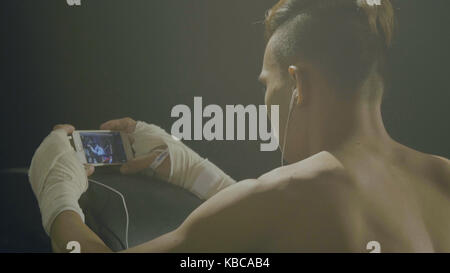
1 0 449 181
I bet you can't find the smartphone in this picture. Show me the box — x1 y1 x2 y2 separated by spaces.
70 130 134 166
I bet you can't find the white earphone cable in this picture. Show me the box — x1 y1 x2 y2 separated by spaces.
88 178 129 250
281 89 298 166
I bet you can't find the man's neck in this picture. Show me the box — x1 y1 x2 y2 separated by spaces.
304 100 395 162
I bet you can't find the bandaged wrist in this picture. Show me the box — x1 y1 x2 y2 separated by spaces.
29 130 88 235
149 148 170 171
132 121 236 200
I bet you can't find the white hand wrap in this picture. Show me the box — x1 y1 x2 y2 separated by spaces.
132 121 236 200
28 130 88 235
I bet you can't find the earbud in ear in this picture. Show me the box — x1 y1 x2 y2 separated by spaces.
288 66 302 105
288 65 297 81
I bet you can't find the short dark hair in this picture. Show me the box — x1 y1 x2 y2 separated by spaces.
265 0 395 95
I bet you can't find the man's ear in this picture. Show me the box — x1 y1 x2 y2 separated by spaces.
288 65 304 105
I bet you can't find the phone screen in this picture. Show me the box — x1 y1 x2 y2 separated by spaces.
79 132 128 164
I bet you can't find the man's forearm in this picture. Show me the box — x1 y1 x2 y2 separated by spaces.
50 210 112 253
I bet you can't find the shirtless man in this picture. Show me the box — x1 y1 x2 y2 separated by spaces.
29 0 450 252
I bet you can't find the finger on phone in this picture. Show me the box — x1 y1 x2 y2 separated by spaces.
120 155 154 175
53 124 75 134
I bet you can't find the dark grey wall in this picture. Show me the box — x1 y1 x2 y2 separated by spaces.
1 0 449 181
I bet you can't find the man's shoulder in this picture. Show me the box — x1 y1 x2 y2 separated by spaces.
257 151 351 190
205 151 353 220
402 147 450 188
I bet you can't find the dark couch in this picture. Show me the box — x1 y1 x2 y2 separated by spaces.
0 168 203 252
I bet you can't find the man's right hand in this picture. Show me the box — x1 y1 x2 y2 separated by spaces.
100 117 170 177
100 117 235 200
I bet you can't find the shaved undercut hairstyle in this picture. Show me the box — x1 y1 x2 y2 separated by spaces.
265 0 395 96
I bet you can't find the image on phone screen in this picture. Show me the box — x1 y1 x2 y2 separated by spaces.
79 132 128 164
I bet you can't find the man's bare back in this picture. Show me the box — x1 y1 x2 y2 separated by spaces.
248 148 450 252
